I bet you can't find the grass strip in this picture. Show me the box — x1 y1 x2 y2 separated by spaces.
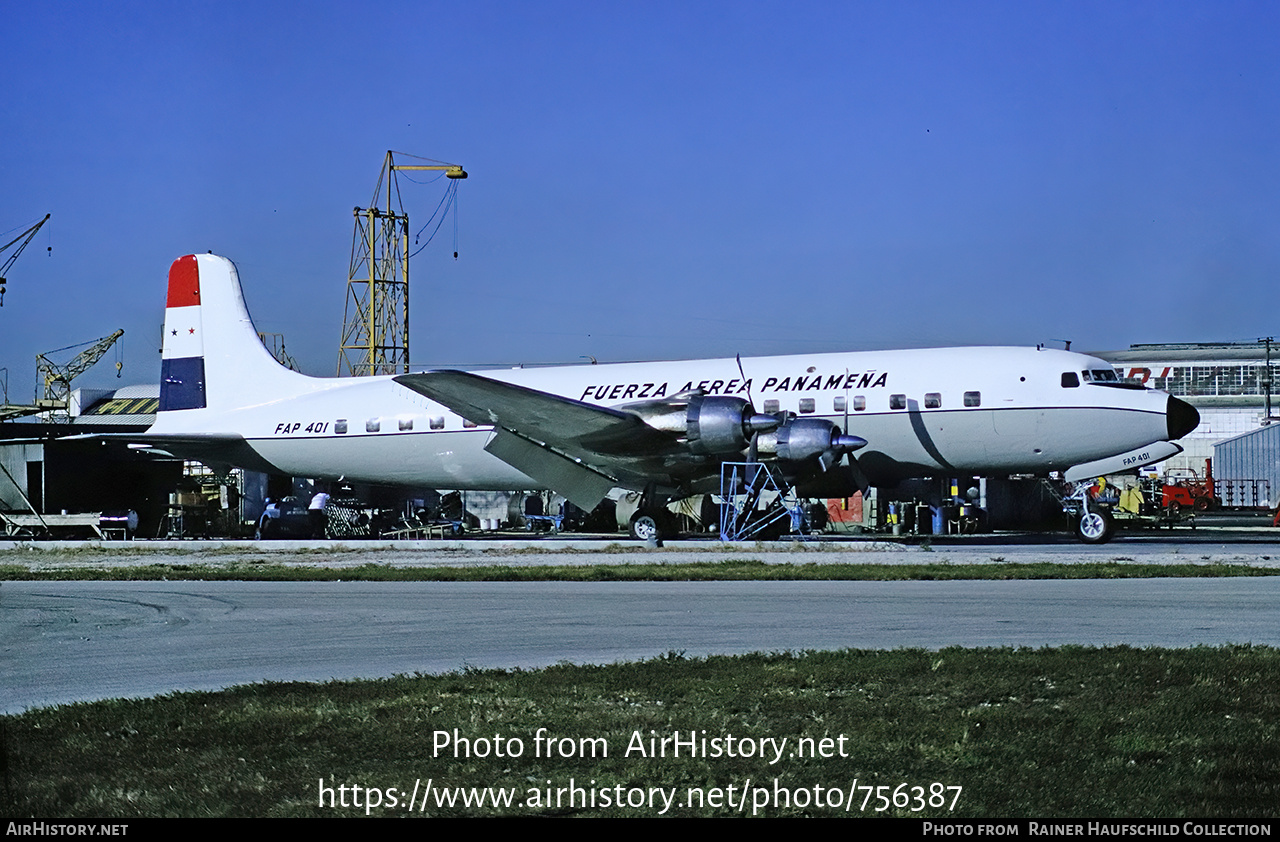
3 646 1276 818
3 560 1280 581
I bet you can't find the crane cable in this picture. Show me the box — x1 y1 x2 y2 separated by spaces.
409 179 459 259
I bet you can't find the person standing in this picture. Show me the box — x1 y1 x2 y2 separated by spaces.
308 488 330 539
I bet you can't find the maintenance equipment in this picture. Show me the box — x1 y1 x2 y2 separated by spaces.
337 151 466 376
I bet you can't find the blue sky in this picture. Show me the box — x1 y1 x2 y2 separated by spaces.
3 1 1278 400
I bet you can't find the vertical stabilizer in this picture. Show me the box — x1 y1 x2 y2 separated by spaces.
159 256 206 411
158 254 311 416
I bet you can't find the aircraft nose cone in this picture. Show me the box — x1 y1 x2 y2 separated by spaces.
1167 396 1199 440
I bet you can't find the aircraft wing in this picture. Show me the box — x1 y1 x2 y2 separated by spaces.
394 371 688 508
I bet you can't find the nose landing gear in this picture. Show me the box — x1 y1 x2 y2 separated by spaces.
1075 508 1114 544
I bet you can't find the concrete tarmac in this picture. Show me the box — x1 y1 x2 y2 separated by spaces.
5 536 1280 713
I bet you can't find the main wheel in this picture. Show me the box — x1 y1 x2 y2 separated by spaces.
1076 509 1113 544
629 508 673 541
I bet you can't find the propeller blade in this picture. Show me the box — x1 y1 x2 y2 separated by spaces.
736 354 753 407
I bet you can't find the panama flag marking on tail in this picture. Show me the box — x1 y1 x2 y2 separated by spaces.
159 254 207 411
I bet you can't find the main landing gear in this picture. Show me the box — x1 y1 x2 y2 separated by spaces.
629 507 680 541
629 485 678 541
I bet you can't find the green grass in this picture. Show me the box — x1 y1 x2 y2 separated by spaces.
3 559 1279 581
3 646 1278 818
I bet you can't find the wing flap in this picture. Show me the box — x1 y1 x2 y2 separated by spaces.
485 430 617 510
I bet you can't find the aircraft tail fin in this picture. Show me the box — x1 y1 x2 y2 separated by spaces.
159 254 311 416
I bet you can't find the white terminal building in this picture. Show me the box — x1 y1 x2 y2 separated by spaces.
1097 341 1280 476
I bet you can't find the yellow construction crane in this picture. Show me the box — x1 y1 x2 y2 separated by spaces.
337 151 466 376
1 328 124 422
36 329 124 420
0 213 51 307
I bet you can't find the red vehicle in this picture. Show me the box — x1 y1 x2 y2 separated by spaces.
1162 460 1219 513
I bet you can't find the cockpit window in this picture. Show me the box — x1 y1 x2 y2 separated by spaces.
1083 369 1119 382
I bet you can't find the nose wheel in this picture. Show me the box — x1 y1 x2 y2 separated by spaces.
1075 509 1114 544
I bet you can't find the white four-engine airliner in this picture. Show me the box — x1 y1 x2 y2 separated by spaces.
144 254 1199 542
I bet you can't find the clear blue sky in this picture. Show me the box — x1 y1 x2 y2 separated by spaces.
3 1 1278 400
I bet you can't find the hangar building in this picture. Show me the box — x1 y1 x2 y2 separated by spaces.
1097 341 1280 477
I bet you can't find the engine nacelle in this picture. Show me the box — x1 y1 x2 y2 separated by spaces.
757 416 868 468
686 394 758 455
777 417 843 463
619 391 778 455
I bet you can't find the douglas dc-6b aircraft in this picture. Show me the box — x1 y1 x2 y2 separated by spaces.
143 254 1199 542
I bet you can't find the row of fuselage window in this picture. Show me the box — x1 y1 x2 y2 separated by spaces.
774 391 983 415
332 416 476 434
331 391 986 435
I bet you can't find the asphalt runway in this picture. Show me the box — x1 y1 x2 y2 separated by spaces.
5 575 1280 714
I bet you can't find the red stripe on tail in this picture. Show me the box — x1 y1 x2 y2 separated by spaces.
166 255 200 308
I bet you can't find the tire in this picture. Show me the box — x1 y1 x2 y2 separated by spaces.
629 508 674 541
1076 509 1113 544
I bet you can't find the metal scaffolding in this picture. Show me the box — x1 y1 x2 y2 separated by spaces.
718 461 806 541
337 151 466 376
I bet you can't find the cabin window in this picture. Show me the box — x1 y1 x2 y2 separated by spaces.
463 418 478 428
763 399 780 414
335 419 348 435
833 396 846 413
964 391 981 407
799 398 815 414
1062 372 1079 388
890 394 906 410
398 417 413 431
365 418 380 433
429 416 445 430
853 396 866 412
924 392 941 409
